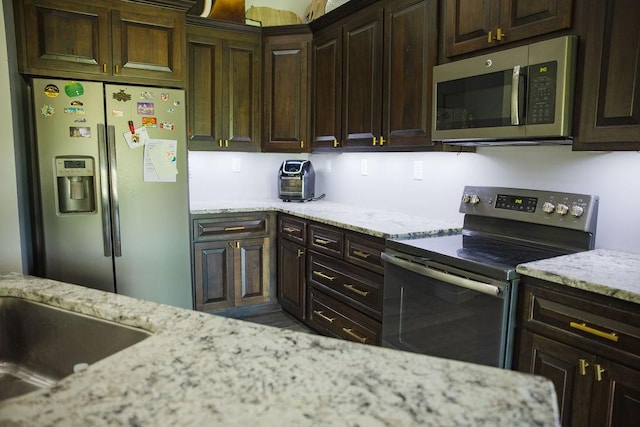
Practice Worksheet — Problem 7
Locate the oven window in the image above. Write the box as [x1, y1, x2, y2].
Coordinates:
[382, 262, 508, 367]
[436, 70, 513, 130]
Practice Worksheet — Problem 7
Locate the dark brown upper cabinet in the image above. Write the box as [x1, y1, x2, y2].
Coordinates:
[311, 0, 438, 152]
[14, 0, 186, 87]
[442, 0, 574, 59]
[573, 0, 640, 150]
[262, 27, 312, 153]
[186, 19, 261, 152]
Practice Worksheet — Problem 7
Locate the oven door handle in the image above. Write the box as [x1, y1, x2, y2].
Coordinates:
[381, 252, 503, 297]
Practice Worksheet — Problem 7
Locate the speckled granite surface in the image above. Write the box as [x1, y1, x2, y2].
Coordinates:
[517, 249, 640, 304]
[190, 199, 462, 239]
[0, 273, 560, 426]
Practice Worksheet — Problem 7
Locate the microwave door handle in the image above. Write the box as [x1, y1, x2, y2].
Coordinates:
[511, 65, 522, 126]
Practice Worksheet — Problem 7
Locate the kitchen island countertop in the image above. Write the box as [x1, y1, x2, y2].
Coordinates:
[0, 273, 559, 426]
[190, 199, 462, 239]
[516, 249, 640, 304]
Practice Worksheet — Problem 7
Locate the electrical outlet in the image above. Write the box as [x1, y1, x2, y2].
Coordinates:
[360, 159, 368, 176]
[326, 159, 332, 173]
[232, 158, 241, 172]
[413, 160, 424, 180]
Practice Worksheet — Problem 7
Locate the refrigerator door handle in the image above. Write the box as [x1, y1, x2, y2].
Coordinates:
[107, 125, 122, 257]
[98, 124, 113, 257]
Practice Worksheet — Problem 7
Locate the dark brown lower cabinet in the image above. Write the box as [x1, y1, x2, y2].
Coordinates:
[278, 238, 306, 319]
[515, 277, 640, 427]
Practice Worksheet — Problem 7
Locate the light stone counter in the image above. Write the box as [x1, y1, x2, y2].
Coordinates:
[0, 273, 560, 426]
[516, 249, 640, 304]
[190, 199, 462, 239]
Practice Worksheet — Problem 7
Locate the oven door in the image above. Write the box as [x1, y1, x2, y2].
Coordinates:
[381, 251, 516, 368]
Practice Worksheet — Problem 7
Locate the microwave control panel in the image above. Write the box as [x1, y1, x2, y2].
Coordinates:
[527, 61, 558, 125]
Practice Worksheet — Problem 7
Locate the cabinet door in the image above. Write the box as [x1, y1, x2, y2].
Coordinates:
[223, 38, 262, 152]
[233, 237, 270, 307]
[574, 0, 640, 150]
[186, 28, 224, 148]
[442, 0, 500, 58]
[342, 7, 383, 148]
[111, 5, 185, 86]
[278, 239, 306, 320]
[194, 241, 234, 311]
[517, 330, 594, 427]
[311, 26, 343, 150]
[263, 33, 311, 153]
[500, 0, 573, 45]
[18, 0, 110, 76]
[590, 359, 640, 427]
[383, 0, 437, 147]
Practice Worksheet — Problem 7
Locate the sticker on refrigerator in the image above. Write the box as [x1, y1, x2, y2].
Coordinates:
[144, 139, 178, 182]
[40, 105, 55, 117]
[142, 117, 157, 128]
[160, 121, 174, 130]
[113, 90, 132, 102]
[112, 110, 124, 117]
[70, 100, 84, 106]
[64, 107, 85, 115]
[139, 91, 155, 100]
[124, 126, 150, 149]
[70, 127, 91, 138]
[160, 93, 169, 102]
[137, 102, 154, 115]
[64, 81, 84, 97]
[44, 85, 60, 98]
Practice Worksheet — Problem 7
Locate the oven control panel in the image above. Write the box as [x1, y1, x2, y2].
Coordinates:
[460, 186, 598, 232]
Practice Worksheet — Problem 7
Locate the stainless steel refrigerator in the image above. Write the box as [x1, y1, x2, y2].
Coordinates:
[31, 78, 192, 309]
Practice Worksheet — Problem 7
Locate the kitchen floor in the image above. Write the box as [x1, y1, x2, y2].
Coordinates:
[240, 310, 316, 335]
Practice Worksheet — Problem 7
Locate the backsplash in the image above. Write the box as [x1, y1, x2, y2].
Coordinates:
[188, 147, 640, 253]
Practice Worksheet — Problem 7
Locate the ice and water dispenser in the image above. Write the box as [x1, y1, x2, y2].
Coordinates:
[54, 156, 96, 214]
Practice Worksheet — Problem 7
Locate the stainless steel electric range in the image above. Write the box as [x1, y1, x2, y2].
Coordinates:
[381, 186, 599, 368]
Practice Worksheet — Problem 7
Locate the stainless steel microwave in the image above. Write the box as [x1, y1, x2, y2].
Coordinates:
[432, 36, 577, 145]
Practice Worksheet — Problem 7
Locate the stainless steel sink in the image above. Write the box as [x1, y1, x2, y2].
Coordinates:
[0, 296, 151, 401]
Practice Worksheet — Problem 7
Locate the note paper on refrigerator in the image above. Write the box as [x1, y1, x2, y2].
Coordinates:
[144, 139, 178, 182]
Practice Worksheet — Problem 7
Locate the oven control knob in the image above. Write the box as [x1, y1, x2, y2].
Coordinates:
[570, 205, 584, 217]
[555, 203, 569, 215]
[470, 194, 481, 205]
[461, 194, 471, 203]
[542, 202, 555, 214]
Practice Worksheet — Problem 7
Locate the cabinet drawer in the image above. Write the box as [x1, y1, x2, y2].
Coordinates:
[308, 286, 381, 346]
[345, 233, 385, 274]
[521, 280, 640, 360]
[308, 251, 383, 318]
[193, 214, 270, 241]
[278, 215, 307, 245]
[308, 224, 344, 257]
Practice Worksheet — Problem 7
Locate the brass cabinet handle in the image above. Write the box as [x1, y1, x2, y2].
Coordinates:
[333, 139, 339, 148]
[496, 27, 505, 41]
[342, 327, 367, 343]
[314, 238, 332, 245]
[595, 364, 605, 382]
[570, 322, 619, 342]
[313, 310, 335, 323]
[379, 136, 385, 146]
[487, 30, 493, 43]
[352, 250, 371, 259]
[313, 270, 336, 281]
[579, 359, 590, 376]
[297, 249, 304, 257]
[224, 226, 246, 232]
[300, 140, 304, 148]
[343, 284, 369, 297]
[228, 241, 240, 249]
[283, 227, 300, 233]
[225, 140, 229, 147]
[115, 64, 120, 74]
[103, 63, 107, 73]
[372, 136, 377, 145]
[218, 139, 223, 147]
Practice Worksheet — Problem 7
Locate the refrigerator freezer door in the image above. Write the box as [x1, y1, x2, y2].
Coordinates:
[104, 85, 192, 309]
[32, 78, 115, 292]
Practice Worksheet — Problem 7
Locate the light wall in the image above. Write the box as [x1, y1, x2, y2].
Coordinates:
[188, 148, 640, 254]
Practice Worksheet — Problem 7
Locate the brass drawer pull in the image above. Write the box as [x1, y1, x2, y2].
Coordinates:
[313, 310, 335, 323]
[314, 238, 332, 245]
[224, 226, 246, 232]
[297, 249, 304, 257]
[342, 327, 367, 343]
[343, 284, 369, 297]
[353, 250, 371, 259]
[283, 227, 300, 233]
[579, 359, 590, 376]
[570, 322, 619, 342]
[313, 271, 336, 281]
[595, 364, 605, 382]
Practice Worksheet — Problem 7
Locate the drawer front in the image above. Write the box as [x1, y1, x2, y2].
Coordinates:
[521, 280, 640, 359]
[194, 213, 270, 241]
[308, 251, 383, 317]
[345, 233, 385, 274]
[278, 215, 307, 245]
[308, 286, 381, 346]
[308, 224, 344, 257]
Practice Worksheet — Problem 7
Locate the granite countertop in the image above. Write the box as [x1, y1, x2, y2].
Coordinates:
[190, 199, 462, 239]
[0, 273, 560, 426]
[516, 249, 640, 304]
